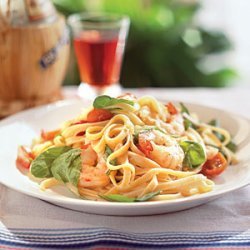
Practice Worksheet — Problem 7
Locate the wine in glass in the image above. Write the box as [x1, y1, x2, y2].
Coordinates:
[68, 13, 130, 99]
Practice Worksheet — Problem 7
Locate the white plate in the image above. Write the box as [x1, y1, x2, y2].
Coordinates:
[0, 99, 250, 216]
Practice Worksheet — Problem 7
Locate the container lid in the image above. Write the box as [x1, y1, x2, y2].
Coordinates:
[0, 0, 57, 27]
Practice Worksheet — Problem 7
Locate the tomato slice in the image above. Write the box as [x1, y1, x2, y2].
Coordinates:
[16, 146, 34, 174]
[166, 102, 178, 115]
[72, 109, 113, 125]
[87, 108, 113, 122]
[138, 136, 153, 158]
[41, 129, 60, 141]
[201, 152, 228, 178]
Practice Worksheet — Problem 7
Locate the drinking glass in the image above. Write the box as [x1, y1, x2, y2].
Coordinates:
[68, 13, 130, 99]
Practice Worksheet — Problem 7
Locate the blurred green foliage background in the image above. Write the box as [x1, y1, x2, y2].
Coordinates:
[53, 0, 237, 88]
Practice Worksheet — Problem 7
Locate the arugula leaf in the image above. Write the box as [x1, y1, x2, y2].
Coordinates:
[30, 146, 72, 178]
[183, 116, 198, 131]
[226, 141, 237, 153]
[180, 102, 190, 114]
[208, 119, 225, 141]
[105, 145, 113, 156]
[93, 95, 134, 109]
[180, 141, 206, 169]
[208, 119, 218, 127]
[66, 154, 82, 186]
[135, 191, 160, 202]
[105, 145, 117, 165]
[51, 148, 82, 186]
[184, 119, 192, 130]
[100, 191, 160, 202]
[100, 194, 136, 202]
[180, 103, 195, 130]
[208, 119, 237, 152]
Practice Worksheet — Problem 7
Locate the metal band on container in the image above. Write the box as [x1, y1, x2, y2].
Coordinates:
[39, 26, 69, 69]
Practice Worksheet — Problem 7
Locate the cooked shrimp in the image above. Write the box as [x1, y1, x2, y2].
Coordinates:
[81, 144, 97, 166]
[138, 130, 184, 170]
[78, 163, 110, 189]
[156, 113, 185, 136]
[138, 105, 185, 135]
[78, 146, 110, 189]
[138, 106, 157, 125]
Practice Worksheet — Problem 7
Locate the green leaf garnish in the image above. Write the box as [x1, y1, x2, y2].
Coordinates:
[180, 102, 190, 114]
[182, 115, 197, 131]
[100, 191, 160, 202]
[93, 95, 134, 109]
[179, 103, 196, 130]
[208, 119, 225, 141]
[30, 146, 72, 178]
[184, 119, 193, 130]
[105, 145, 113, 156]
[208, 119, 218, 127]
[51, 148, 82, 186]
[226, 141, 237, 153]
[180, 141, 206, 169]
[100, 194, 136, 202]
[105, 145, 117, 165]
[208, 119, 237, 152]
[135, 191, 160, 202]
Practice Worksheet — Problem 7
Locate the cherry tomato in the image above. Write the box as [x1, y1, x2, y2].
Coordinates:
[87, 108, 113, 122]
[166, 102, 178, 115]
[201, 152, 228, 178]
[16, 146, 34, 173]
[137, 136, 153, 158]
[41, 129, 60, 141]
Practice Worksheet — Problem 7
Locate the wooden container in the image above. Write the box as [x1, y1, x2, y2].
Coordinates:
[0, 15, 69, 103]
[0, 7, 70, 118]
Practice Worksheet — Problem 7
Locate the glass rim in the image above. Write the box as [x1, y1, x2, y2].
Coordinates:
[67, 12, 130, 29]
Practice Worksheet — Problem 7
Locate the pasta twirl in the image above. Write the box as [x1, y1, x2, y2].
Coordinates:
[16, 94, 238, 202]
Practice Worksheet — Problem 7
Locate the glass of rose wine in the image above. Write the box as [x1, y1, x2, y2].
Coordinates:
[68, 13, 130, 99]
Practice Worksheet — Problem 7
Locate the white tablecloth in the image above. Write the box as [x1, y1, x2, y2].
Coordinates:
[1, 86, 250, 249]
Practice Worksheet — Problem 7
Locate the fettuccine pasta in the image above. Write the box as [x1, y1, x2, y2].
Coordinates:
[16, 94, 238, 202]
